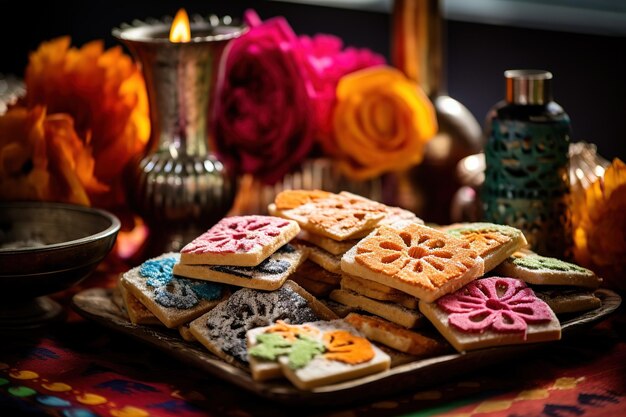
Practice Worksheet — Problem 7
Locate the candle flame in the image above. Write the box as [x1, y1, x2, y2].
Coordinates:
[169, 9, 191, 43]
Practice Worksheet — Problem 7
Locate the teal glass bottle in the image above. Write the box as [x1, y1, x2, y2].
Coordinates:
[483, 70, 571, 258]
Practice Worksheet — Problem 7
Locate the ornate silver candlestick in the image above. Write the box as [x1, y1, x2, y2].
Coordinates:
[113, 14, 245, 254]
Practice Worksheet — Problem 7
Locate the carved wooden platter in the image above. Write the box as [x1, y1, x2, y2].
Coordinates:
[72, 288, 621, 406]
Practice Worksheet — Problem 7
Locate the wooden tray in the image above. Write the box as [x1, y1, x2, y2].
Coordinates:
[72, 288, 621, 406]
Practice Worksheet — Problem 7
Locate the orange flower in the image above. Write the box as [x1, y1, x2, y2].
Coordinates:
[331, 66, 437, 180]
[23, 36, 150, 205]
[0, 106, 107, 205]
[573, 158, 626, 291]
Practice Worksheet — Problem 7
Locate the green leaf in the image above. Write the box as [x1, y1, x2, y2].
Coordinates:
[248, 333, 293, 361]
[288, 336, 325, 369]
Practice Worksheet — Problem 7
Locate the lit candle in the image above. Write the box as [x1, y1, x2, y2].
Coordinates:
[169, 9, 191, 43]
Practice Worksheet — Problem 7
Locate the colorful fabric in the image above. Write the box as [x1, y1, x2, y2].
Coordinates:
[1, 269, 624, 417]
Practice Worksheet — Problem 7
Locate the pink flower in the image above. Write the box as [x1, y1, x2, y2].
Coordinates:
[298, 34, 386, 155]
[437, 278, 553, 336]
[213, 10, 316, 184]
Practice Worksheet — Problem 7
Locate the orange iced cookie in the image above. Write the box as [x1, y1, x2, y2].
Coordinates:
[342, 223, 484, 302]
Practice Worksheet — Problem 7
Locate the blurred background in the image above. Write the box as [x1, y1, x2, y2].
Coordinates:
[1, 0, 625, 159]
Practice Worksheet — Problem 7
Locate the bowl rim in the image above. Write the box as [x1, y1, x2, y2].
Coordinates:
[0, 201, 121, 254]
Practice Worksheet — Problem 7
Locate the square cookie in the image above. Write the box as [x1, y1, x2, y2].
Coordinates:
[532, 286, 602, 314]
[269, 190, 387, 241]
[247, 320, 391, 389]
[341, 274, 419, 310]
[297, 230, 359, 256]
[118, 280, 162, 326]
[189, 281, 337, 368]
[495, 250, 602, 289]
[121, 253, 229, 328]
[342, 223, 484, 302]
[344, 313, 448, 357]
[174, 244, 305, 291]
[419, 277, 561, 352]
[180, 215, 300, 266]
[442, 222, 527, 272]
[293, 240, 342, 275]
[330, 289, 424, 329]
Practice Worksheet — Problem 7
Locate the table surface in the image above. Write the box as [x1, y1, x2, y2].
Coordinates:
[1, 252, 625, 417]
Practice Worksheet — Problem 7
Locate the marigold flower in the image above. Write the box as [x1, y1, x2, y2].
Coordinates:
[572, 158, 626, 291]
[22, 36, 150, 205]
[0, 106, 107, 205]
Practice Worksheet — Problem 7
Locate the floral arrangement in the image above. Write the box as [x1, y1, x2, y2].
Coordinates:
[214, 10, 437, 184]
[0, 9, 436, 207]
[0, 37, 149, 206]
[572, 158, 626, 291]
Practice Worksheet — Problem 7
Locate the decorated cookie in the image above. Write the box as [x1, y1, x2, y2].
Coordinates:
[269, 190, 387, 241]
[532, 286, 602, 314]
[293, 260, 342, 285]
[297, 230, 359, 256]
[293, 240, 342, 275]
[330, 289, 424, 329]
[180, 216, 300, 266]
[118, 281, 162, 326]
[442, 222, 527, 272]
[344, 313, 448, 357]
[495, 250, 602, 289]
[121, 253, 228, 328]
[338, 191, 423, 227]
[174, 244, 305, 291]
[246, 320, 391, 389]
[342, 223, 484, 302]
[188, 281, 337, 368]
[341, 274, 419, 310]
[419, 277, 561, 352]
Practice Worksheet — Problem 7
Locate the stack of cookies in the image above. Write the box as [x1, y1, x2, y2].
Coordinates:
[495, 249, 602, 314]
[173, 215, 304, 291]
[333, 221, 486, 331]
[109, 188, 608, 391]
[269, 190, 421, 300]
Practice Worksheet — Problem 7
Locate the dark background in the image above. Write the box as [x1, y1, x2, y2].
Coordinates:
[1, 0, 624, 160]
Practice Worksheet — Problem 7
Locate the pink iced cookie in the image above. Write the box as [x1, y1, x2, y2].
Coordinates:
[419, 277, 561, 352]
[180, 216, 300, 267]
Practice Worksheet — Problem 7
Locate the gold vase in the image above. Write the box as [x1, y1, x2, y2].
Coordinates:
[113, 16, 245, 254]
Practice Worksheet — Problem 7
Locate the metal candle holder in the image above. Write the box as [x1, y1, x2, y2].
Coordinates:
[113, 15, 245, 254]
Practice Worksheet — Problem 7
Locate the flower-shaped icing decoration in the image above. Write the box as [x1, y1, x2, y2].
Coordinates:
[182, 216, 292, 254]
[446, 224, 515, 256]
[437, 277, 553, 335]
[355, 224, 480, 290]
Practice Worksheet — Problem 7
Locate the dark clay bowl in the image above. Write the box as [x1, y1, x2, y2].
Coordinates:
[0, 202, 120, 301]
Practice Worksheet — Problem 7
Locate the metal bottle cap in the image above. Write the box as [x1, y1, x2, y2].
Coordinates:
[505, 69, 553, 105]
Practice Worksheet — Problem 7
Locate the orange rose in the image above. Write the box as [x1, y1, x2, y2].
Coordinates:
[0, 106, 107, 205]
[573, 158, 626, 291]
[23, 37, 150, 206]
[331, 66, 437, 180]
